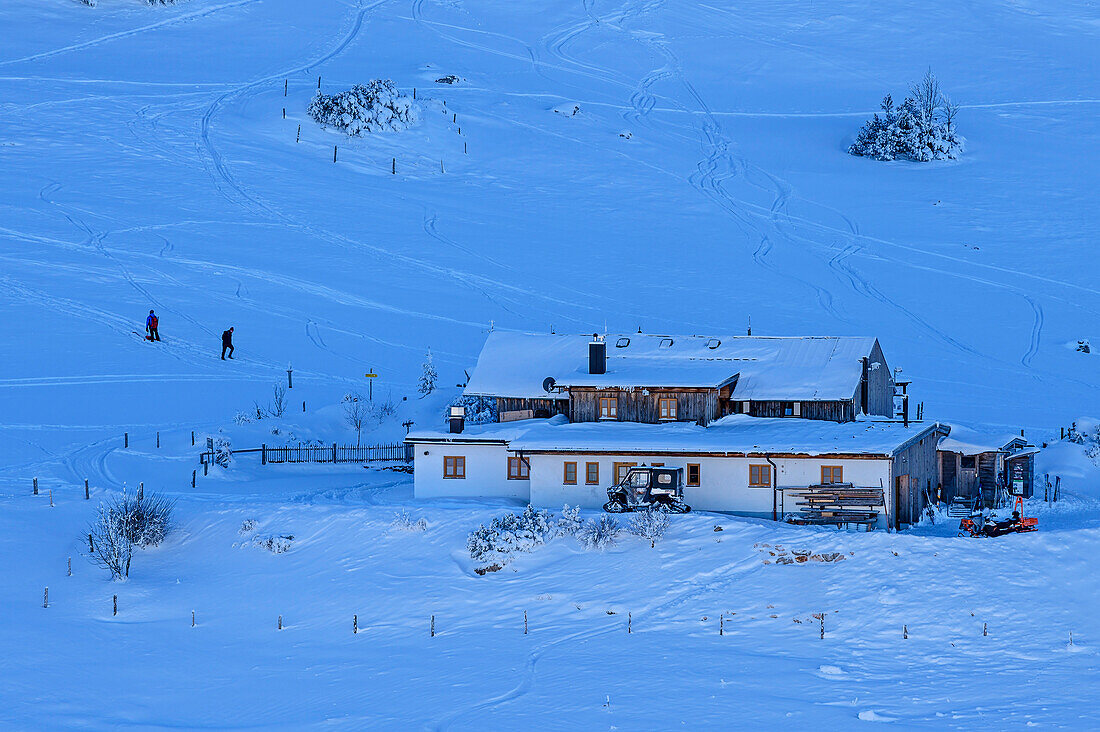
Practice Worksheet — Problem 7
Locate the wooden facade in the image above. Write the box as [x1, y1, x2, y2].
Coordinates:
[569, 388, 718, 426]
[495, 397, 569, 418]
[727, 399, 857, 423]
[890, 428, 945, 527]
[937, 437, 1035, 505]
[859, 340, 895, 417]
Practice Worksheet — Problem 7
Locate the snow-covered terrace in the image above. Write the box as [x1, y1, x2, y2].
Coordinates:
[408, 414, 944, 457]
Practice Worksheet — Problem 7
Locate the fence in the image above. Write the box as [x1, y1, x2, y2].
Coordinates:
[262, 442, 412, 465]
[199, 441, 411, 473]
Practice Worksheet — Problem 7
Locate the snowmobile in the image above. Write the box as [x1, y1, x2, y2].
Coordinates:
[958, 498, 1037, 537]
[604, 466, 691, 514]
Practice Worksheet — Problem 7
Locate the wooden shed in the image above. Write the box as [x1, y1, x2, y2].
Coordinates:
[937, 427, 1036, 506]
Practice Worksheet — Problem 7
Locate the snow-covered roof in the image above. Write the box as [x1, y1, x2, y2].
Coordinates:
[938, 424, 1029, 455]
[409, 414, 943, 457]
[463, 332, 879, 401]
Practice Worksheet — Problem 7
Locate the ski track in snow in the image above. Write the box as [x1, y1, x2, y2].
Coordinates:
[0, 0, 262, 69]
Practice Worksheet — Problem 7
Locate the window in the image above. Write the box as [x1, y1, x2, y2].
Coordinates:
[508, 456, 529, 480]
[821, 465, 843, 484]
[599, 396, 618, 420]
[443, 456, 465, 479]
[585, 462, 600, 485]
[614, 462, 636, 483]
[782, 402, 795, 417]
[961, 455, 976, 469]
[687, 463, 701, 486]
[658, 398, 678, 420]
[563, 461, 577, 485]
[749, 464, 771, 487]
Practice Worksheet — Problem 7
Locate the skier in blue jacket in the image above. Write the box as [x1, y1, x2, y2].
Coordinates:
[145, 310, 160, 341]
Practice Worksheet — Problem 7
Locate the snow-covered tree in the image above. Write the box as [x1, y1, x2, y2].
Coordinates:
[343, 393, 366, 447]
[307, 80, 418, 136]
[418, 349, 437, 396]
[849, 71, 963, 162]
[557, 504, 583, 536]
[628, 509, 669, 544]
[577, 515, 621, 551]
[87, 491, 174, 580]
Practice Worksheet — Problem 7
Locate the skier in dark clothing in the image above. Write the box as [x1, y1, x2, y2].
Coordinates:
[221, 327, 234, 359]
[146, 310, 160, 341]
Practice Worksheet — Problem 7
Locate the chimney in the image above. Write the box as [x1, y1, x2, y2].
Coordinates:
[589, 334, 606, 375]
[860, 357, 869, 415]
[448, 405, 465, 434]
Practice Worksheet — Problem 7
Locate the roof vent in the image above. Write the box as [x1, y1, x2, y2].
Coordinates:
[707, 338, 721, 349]
[615, 337, 630, 348]
[659, 337, 674, 348]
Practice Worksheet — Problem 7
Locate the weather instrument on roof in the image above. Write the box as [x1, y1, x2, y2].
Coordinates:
[604, 467, 691, 514]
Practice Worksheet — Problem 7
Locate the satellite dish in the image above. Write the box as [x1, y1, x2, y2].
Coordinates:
[542, 376, 556, 393]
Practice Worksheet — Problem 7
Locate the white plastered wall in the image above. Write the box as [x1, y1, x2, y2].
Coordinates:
[412, 442, 530, 501]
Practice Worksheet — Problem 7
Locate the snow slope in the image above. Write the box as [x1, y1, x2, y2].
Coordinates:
[2, 0, 1100, 728]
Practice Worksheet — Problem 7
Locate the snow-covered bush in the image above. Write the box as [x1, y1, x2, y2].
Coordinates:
[557, 504, 583, 536]
[578, 515, 621, 551]
[233, 411, 252, 425]
[451, 395, 496, 425]
[372, 395, 396, 423]
[87, 491, 175, 580]
[253, 535, 294, 554]
[849, 70, 963, 162]
[307, 80, 418, 136]
[628, 509, 669, 544]
[467, 505, 557, 565]
[239, 519, 257, 534]
[418, 349, 437, 396]
[270, 384, 287, 417]
[1067, 422, 1100, 461]
[391, 509, 428, 532]
[343, 394, 366, 447]
[213, 437, 233, 468]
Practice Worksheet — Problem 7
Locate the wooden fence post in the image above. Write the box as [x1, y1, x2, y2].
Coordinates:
[903, 625, 908, 639]
[296, 124, 300, 143]
[282, 107, 286, 119]
[192, 470, 196, 488]
[113, 595, 117, 616]
[392, 158, 395, 175]
[524, 610, 528, 635]
[983, 622, 987, 637]
[302, 400, 306, 412]
[192, 430, 195, 446]
[628, 612, 632, 634]
[138, 482, 143, 501]
[192, 610, 196, 627]
[85, 480, 89, 500]
[334, 145, 338, 163]
[261, 444, 267, 466]
[353, 615, 358, 634]
[333, 443, 337, 463]
[284, 79, 287, 96]
[68, 557, 72, 577]
[720, 614, 724, 636]
[431, 615, 435, 637]
[33, 477, 37, 495]
[279, 615, 283, 630]
[156, 432, 160, 448]
[820, 615, 825, 639]
[49, 489, 53, 507]
[43, 588, 48, 608]
[124, 432, 128, 448]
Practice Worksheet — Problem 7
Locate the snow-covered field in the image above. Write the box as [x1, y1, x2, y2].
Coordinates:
[2, 0, 1099, 728]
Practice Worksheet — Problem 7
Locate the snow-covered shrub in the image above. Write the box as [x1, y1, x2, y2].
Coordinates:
[628, 509, 669, 544]
[451, 395, 496, 425]
[87, 491, 175, 580]
[418, 349, 437, 396]
[372, 395, 396, 423]
[577, 515, 621, 551]
[233, 411, 252, 425]
[557, 504, 583, 536]
[239, 519, 257, 534]
[849, 70, 963, 162]
[253, 535, 294, 554]
[307, 80, 418, 136]
[391, 509, 428, 532]
[467, 505, 557, 565]
[252, 403, 267, 420]
[213, 437, 233, 468]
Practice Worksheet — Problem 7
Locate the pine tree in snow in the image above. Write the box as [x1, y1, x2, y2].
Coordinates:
[849, 71, 964, 162]
[418, 349, 437, 396]
[307, 80, 418, 136]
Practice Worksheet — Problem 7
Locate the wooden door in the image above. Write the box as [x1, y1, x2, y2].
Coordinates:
[894, 475, 911, 528]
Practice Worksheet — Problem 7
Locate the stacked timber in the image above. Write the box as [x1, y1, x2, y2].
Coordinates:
[786, 483, 884, 527]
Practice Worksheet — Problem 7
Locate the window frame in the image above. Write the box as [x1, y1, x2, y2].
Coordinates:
[507, 456, 530, 480]
[585, 462, 600, 485]
[613, 462, 637, 483]
[686, 463, 701, 487]
[749, 464, 771, 488]
[599, 395, 618, 420]
[821, 465, 843, 484]
[443, 456, 465, 479]
[563, 461, 577, 485]
[658, 397, 678, 421]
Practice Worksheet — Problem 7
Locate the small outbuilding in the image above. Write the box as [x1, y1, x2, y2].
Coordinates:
[937, 426, 1036, 505]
